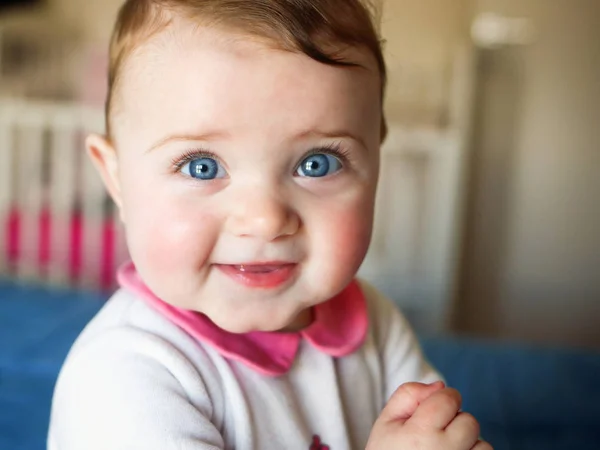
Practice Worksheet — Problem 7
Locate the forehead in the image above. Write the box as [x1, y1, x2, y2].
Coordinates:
[113, 21, 382, 148]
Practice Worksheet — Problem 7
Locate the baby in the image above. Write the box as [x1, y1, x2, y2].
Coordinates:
[48, 1, 491, 449]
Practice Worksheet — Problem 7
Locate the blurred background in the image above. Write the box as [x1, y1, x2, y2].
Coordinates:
[0, 2, 599, 449]
[0, 0, 598, 350]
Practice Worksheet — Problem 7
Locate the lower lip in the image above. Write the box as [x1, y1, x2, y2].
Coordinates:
[215, 263, 297, 289]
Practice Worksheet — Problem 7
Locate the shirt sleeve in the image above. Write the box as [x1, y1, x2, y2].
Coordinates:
[48, 327, 225, 450]
[358, 280, 444, 401]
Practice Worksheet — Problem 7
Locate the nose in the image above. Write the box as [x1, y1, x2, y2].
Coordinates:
[225, 188, 300, 241]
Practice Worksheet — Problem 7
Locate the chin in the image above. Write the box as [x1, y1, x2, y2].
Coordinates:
[211, 319, 282, 334]
[204, 309, 262, 334]
[207, 308, 297, 334]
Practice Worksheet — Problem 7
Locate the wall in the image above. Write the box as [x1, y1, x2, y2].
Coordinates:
[49, 0, 122, 43]
[381, 0, 472, 124]
[456, 0, 600, 348]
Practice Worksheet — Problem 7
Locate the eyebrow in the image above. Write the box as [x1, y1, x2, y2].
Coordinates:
[296, 129, 368, 150]
[146, 129, 368, 153]
[146, 132, 230, 153]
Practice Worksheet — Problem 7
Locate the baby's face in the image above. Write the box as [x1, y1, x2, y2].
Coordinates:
[94, 22, 382, 333]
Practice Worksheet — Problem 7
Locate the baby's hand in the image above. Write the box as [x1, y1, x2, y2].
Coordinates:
[366, 381, 492, 450]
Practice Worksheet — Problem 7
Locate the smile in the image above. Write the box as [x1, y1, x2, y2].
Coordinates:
[214, 262, 298, 289]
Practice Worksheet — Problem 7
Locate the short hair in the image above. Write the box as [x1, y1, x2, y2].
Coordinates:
[106, 0, 387, 138]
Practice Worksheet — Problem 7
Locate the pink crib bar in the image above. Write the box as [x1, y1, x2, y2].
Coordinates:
[0, 99, 128, 291]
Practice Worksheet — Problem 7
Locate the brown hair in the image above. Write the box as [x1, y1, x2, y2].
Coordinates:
[106, 0, 387, 138]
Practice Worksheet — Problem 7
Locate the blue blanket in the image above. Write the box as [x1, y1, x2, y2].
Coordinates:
[1, 282, 599, 450]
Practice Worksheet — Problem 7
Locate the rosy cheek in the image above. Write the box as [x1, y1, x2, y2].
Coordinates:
[330, 208, 373, 267]
[133, 214, 203, 268]
[121, 185, 218, 275]
[314, 197, 374, 284]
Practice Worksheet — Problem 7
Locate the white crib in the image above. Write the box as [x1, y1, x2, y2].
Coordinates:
[0, 99, 128, 290]
[359, 47, 475, 333]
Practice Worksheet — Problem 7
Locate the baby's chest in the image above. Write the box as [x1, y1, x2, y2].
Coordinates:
[217, 345, 383, 450]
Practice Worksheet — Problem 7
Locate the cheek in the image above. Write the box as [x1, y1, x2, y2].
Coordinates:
[311, 193, 375, 281]
[119, 178, 219, 279]
[327, 207, 373, 267]
[130, 209, 214, 268]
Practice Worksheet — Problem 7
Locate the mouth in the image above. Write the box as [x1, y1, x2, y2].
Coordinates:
[214, 262, 298, 289]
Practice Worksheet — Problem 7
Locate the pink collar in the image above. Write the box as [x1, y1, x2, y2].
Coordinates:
[117, 262, 369, 376]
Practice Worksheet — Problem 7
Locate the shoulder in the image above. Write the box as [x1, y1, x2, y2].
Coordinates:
[70, 288, 211, 362]
[49, 290, 226, 448]
[355, 279, 444, 389]
[356, 278, 413, 346]
[54, 288, 226, 410]
[356, 278, 399, 316]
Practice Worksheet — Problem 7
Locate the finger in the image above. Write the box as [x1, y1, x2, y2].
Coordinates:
[472, 440, 494, 450]
[379, 381, 446, 424]
[408, 387, 462, 430]
[446, 412, 480, 448]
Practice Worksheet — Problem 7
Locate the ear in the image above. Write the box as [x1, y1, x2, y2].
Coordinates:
[86, 134, 124, 217]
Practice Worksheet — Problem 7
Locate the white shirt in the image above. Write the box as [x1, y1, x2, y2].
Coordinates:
[48, 276, 441, 450]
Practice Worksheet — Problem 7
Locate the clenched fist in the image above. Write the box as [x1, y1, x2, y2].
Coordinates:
[366, 382, 492, 450]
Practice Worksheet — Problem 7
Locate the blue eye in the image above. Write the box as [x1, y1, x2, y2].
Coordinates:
[296, 153, 342, 178]
[181, 157, 227, 180]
